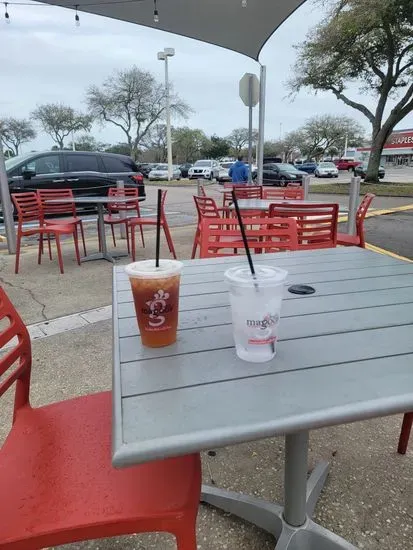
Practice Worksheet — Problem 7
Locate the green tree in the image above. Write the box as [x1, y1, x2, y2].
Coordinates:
[0, 117, 36, 155]
[31, 104, 92, 150]
[172, 127, 209, 162]
[104, 143, 132, 155]
[74, 134, 109, 152]
[201, 135, 230, 159]
[289, 0, 413, 181]
[141, 124, 167, 162]
[86, 66, 192, 159]
[227, 127, 259, 155]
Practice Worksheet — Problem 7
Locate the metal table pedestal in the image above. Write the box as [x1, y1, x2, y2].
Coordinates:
[201, 431, 357, 550]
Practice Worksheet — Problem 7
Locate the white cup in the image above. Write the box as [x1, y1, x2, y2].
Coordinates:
[225, 265, 288, 363]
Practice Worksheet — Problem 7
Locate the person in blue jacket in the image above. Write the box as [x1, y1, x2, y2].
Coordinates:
[228, 156, 249, 183]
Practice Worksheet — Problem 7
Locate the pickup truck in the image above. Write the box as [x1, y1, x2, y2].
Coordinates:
[334, 158, 362, 171]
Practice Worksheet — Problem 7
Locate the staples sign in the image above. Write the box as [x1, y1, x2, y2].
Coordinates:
[386, 131, 413, 148]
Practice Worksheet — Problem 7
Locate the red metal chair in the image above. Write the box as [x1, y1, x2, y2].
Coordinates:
[199, 216, 298, 258]
[37, 188, 87, 256]
[233, 186, 263, 200]
[398, 413, 413, 454]
[128, 190, 176, 261]
[337, 193, 375, 248]
[102, 187, 144, 254]
[12, 192, 81, 275]
[0, 286, 201, 550]
[269, 203, 339, 250]
[192, 196, 231, 258]
[222, 183, 249, 207]
[263, 187, 304, 200]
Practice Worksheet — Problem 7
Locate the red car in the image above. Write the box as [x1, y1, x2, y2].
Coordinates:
[335, 158, 362, 171]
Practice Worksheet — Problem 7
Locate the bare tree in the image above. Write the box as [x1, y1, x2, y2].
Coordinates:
[289, 0, 413, 181]
[0, 117, 36, 155]
[142, 124, 168, 162]
[86, 66, 192, 159]
[227, 127, 258, 155]
[31, 104, 92, 150]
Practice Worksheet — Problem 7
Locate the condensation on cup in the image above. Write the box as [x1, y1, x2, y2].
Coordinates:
[225, 265, 288, 363]
[124, 259, 183, 348]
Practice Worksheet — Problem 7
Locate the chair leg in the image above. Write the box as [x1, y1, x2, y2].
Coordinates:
[55, 234, 65, 274]
[97, 219, 102, 252]
[73, 230, 81, 266]
[48, 235, 52, 260]
[131, 224, 136, 261]
[174, 525, 198, 550]
[125, 223, 130, 254]
[163, 223, 177, 259]
[79, 220, 87, 256]
[15, 234, 22, 274]
[398, 412, 413, 454]
[111, 224, 116, 248]
[38, 234, 43, 265]
[139, 224, 145, 248]
[191, 228, 200, 259]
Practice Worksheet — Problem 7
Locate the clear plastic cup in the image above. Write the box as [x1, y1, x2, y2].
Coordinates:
[125, 259, 183, 347]
[225, 265, 288, 363]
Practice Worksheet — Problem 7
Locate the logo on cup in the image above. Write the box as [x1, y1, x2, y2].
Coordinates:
[143, 289, 173, 327]
[246, 313, 279, 329]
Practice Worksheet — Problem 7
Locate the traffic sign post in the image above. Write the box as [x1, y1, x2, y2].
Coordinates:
[239, 73, 260, 184]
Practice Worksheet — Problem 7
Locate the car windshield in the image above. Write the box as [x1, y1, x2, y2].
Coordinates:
[277, 163, 300, 172]
[5, 152, 36, 171]
[154, 164, 168, 170]
[194, 160, 211, 167]
[221, 162, 233, 169]
[319, 162, 335, 168]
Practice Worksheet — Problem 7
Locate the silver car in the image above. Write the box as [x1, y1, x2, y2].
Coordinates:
[148, 164, 181, 181]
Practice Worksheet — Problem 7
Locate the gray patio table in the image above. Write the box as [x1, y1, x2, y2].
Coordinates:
[46, 196, 143, 263]
[112, 247, 413, 550]
[228, 198, 320, 211]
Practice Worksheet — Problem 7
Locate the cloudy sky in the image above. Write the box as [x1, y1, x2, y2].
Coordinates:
[1, 0, 412, 152]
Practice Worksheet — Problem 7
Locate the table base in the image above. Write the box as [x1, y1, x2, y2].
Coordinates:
[201, 432, 357, 550]
[81, 251, 129, 263]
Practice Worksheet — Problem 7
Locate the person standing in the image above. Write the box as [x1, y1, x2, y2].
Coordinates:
[228, 156, 248, 183]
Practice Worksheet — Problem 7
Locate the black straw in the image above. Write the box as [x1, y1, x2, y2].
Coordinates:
[155, 188, 162, 268]
[231, 190, 256, 277]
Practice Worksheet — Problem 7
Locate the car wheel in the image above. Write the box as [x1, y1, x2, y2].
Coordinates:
[279, 177, 288, 187]
[334, 175, 339, 178]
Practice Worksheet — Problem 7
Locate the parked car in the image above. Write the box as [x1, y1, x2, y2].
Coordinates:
[296, 161, 317, 174]
[148, 164, 181, 181]
[335, 158, 362, 171]
[179, 163, 193, 178]
[216, 161, 234, 184]
[263, 156, 283, 164]
[252, 163, 306, 186]
[354, 162, 385, 180]
[188, 159, 220, 180]
[137, 163, 157, 177]
[314, 162, 339, 178]
[4, 151, 145, 209]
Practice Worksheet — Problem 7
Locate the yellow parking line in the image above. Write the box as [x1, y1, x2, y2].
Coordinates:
[366, 243, 412, 263]
[338, 203, 413, 224]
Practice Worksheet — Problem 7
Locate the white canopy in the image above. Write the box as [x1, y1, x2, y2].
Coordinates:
[41, 0, 305, 60]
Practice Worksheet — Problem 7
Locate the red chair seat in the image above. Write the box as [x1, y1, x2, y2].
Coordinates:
[21, 224, 75, 236]
[104, 214, 128, 223]
[0, 391, 201, 549]
[129, 216, 157, 225]
[45, 216, 82, 225]
[336, 232, 360, 246]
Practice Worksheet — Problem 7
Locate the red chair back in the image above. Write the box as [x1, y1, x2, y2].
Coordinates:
[356, 193, 375, 247]
[12, 192, 44, 225]
[0, 286, 31, 422]
[269, 203, 339, 250]
[263, 188, 304, 200]
[193, 195, 221, 221]
[233, 186, 263, 200]
[37, 189, 76, 217]
[199, 216, 298, 258]
[222, 183, 249, 207]
[107, 187, 141, 214]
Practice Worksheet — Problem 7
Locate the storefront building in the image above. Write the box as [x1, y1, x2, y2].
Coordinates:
[357, 129, 413, 166]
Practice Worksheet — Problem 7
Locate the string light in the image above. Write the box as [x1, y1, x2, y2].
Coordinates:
[153, 0, 159, 23]
[241, 0, 247, 6]
[4, 2, 10, 23]
[75, 4, 80, 26]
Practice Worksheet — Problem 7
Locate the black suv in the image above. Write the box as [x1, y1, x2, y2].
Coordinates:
[5, 151, 145, 201]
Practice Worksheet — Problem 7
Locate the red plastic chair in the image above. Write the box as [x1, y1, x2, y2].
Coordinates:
[37, 188, 87, 256]
[12, 192, 81, 275]
[191, 196, 231, 258]
[398, 413, 413, 454]
[199, 216, 298, 258]
[269, 203, 339, 250]
[337, 193, 375, 248]
[263, 187, 304, 200]
[222, 183, 249, 207]
[233, 186, 263, 200]
[128, 190, 176, 261]
[102, 187, 144, 254]
[0, 286, 201, 550]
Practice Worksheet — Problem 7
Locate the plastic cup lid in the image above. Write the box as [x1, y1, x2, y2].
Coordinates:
[224, 264, 288, 287]
[124, 259, 183, 279]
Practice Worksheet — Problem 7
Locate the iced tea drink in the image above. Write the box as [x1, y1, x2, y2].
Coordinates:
[124, 259, 183, 347]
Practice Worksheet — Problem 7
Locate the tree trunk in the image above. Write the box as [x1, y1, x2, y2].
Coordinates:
[364, 127, 389, 183]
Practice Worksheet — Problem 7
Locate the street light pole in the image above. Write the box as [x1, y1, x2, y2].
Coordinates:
[158, 48, 175, 182]
[0, 141, 16, 254]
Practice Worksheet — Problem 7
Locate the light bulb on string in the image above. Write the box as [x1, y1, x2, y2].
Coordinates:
[153, 0, 159, 23]
[4, 3, 10, 24]
[75, 5, 80, 27]
[241, 0, 247, 6]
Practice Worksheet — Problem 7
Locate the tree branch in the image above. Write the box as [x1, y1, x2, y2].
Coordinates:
[395, 44, 413, 78]
[330, 87, 375, 124]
